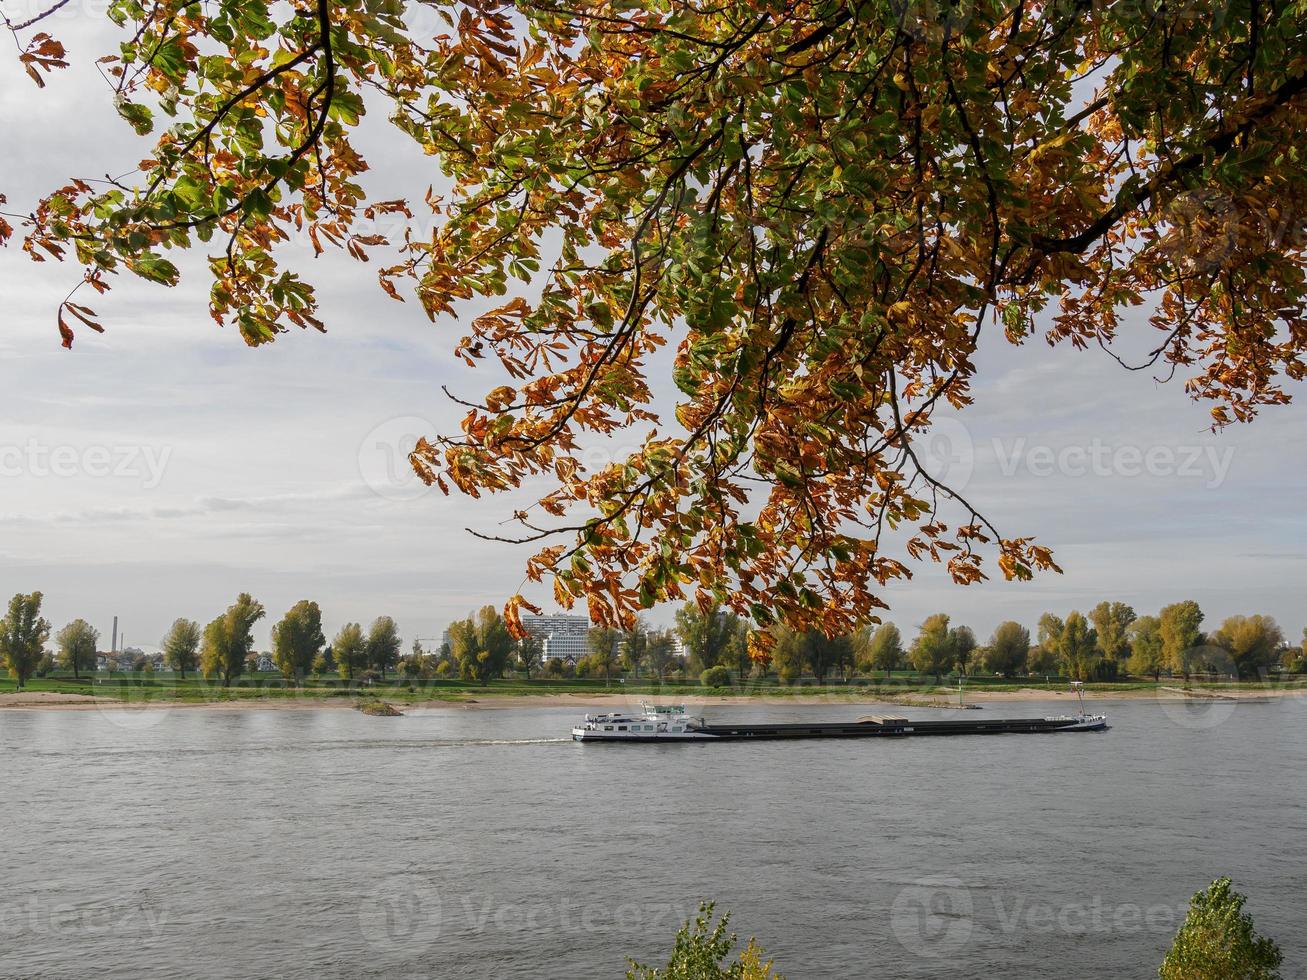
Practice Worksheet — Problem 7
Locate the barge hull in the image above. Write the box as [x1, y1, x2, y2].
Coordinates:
[572, 715, 1107, 741]
[696, 716, 1105, 739]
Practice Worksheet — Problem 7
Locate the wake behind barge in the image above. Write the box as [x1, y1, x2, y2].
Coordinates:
[572, 699, 1108, 742]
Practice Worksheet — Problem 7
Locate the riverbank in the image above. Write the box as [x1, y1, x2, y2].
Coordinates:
[1, 684, 1298, 710]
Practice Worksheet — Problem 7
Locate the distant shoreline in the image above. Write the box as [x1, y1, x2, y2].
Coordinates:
[0, 685, 1297, 711]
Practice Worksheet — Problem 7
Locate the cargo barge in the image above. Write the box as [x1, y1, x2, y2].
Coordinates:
[572, 695, 1107, 742]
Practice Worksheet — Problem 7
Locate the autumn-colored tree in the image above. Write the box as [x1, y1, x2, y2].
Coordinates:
[1160, 601, 1206, 680]
[0, 592, 51, 690]
[985, 622, 1030, 679]
[54, 618, 99, 680]
[271, 600, 325, 681]
[12, 0, 1305, 639]
[1211, 615, 1285, 679]
[1127, 615, 1166, 681]
[746, 630, 773, 678]
[858, 623, 903, 679]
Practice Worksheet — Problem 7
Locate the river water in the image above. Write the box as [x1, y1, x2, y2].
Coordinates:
[1, 697, 1304, 979]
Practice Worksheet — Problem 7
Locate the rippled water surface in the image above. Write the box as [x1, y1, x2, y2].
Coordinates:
[2, 698, 1304, 978]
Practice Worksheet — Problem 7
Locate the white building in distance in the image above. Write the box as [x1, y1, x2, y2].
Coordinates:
[520, 614, 593, 663]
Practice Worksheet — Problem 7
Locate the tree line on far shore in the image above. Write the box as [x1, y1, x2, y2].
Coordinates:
[434, 597, 1306, 688]
[0, 591, 406, 689]
[3, 590, 1305, 690]
[765, 600, 1304, 685]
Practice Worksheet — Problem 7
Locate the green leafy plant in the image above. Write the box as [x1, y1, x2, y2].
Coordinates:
[700, 665, 732, 689]
[1160, 877, 1283, 980]
[627, 903, 782, 980]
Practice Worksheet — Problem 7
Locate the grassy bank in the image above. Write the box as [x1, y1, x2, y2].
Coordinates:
[3, 670, 1304, 706]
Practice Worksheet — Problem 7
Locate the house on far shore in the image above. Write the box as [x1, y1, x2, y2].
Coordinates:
[255, 653, 274, 673]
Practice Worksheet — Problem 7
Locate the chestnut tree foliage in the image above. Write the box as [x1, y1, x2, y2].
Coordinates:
[3, 0, 1306, 637]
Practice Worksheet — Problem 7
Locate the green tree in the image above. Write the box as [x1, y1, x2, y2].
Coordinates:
[770, 627, 805, 685]
[1211, 615, 1284, 678]
[859, 623, 903, 679]
[587, 626, 621, 687]
[646, 630, 677, 682]
[448, 617, 477, 682]
[200, 617, 228, 681]
[910, 614, 955, 684]
[627, 902, 783, 980]
[0, 592, 51, 690]
[1031, 613, 1065, 675]
[726, 618, 752, 680]
[1286, 630, 1307, 674]
[1128, 616, 1166, 681]
[366, 616, 402, 678]
[950, 625, 977, 676]
[1159, 877, 1282, 980]
[201, 593, 266, 687]
[161, 617, 201, 679]
[1091, 601, 1136, 672]
[801, 630, 852, 684]
[1160, 601, 1205, 680]
[55, 618, 99, 680]
[332, 623, 367, 681]
[517, 633, 543, 680]
[620, 622, 648, 679]
[477, 606, 515, 682]
[985, 622, 1030, 678]
[270, 600, 325, 681]
[450, 607, 515, 684]
[700, 665, 731, 689]
[1058, 611, 1099, 681]
[675, 603, 740, 673]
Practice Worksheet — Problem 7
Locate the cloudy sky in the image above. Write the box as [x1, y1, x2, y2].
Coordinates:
[1, 10, 1303, 652]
